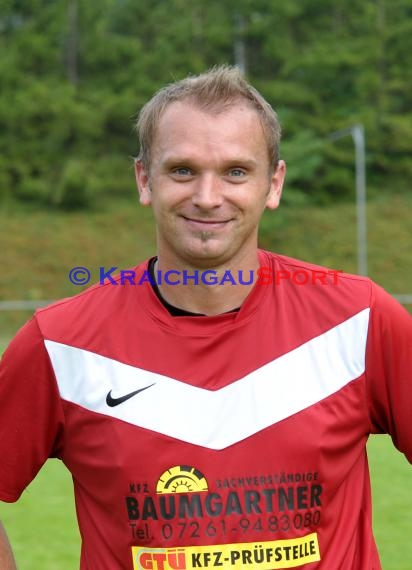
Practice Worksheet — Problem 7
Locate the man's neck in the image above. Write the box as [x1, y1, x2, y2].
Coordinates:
[153, 255, 260, 316]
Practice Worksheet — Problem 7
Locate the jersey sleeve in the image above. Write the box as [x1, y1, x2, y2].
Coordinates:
[366, 284, 412, 461]
[0, 317, 65, 502]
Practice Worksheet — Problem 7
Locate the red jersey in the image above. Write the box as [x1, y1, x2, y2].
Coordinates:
[1, 250, 411, 570]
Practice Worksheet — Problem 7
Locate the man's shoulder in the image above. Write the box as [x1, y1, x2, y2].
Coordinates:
[34, 258, 153, 332]
[260, 250, 410, 327]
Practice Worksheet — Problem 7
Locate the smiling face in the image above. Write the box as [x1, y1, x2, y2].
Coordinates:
[135, 100, 286, 270]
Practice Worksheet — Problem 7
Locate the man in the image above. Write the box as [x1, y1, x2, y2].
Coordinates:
[0, 65, 411, 570]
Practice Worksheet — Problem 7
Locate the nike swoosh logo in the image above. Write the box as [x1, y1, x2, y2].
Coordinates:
[106, 384, 155, 407]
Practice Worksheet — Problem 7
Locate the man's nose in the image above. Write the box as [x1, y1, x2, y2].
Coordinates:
[191, 173, 224, 209]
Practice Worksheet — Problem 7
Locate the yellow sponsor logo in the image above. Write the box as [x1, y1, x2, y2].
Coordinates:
[132, 533, 320, 569]
[156, 466, 209, 495]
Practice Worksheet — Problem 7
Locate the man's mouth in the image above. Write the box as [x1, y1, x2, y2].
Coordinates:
[182, 216, 231, 230]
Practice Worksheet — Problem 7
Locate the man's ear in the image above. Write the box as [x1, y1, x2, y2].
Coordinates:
[134, 159, 152, 206]
[266, 159, 286, 210]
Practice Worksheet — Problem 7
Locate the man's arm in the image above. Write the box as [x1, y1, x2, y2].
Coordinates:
[366, 284, 412, 459]
[0, 522, 17, 570]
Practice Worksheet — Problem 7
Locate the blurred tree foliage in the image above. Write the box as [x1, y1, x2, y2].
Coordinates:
[0, 0, 411, 208]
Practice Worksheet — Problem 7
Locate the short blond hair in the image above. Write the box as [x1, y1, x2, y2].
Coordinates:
[136, 65, 281, 171]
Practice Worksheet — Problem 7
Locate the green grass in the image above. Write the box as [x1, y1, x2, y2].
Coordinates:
[259, 192, 412, 296]
[0, 197, 157, 337]
[368, 436, 412, 569]
[0, 460, 79, 569]
[0, 437, 410, 569]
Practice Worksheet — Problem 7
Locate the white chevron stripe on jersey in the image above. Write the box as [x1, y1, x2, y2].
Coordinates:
[45, 308, 370, 449]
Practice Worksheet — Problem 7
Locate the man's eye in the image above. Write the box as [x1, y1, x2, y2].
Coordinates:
[172, 167, 192, 176]
[228, 168, 246, 177]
